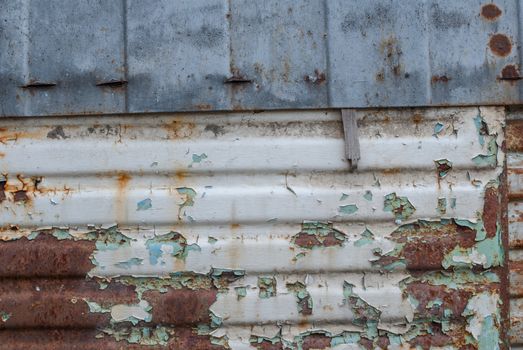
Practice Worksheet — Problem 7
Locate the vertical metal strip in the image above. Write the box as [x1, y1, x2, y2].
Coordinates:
[341, 109, 360, 170]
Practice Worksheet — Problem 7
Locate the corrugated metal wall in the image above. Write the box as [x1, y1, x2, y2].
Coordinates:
[508, 110, 523, 349]
[0, 107, 507, 349]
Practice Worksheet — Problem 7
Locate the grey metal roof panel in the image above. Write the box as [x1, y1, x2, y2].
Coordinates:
[1, 0, 522, 116]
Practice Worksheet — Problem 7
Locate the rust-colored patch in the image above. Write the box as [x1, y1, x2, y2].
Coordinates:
[164, 119, 196, 139]
[412, 114, 423, 124]
[0, 152, 5, 158]
[500, 64, 521, 81]
[13, 190, 28, 202]
[507, 121, 523, 152]
[489, 33, 512, 57]
[483, 186, 499, 238]
[0, 279, 136, 329]
[406, 282, 473, 318]
[301, 334, 331, 350]
[431, 75, 451, 84]
[407, 325, 453, 349]
[0, 234, 95, 277]
[252, 340, 284, 350]
[0, 328, 228, 349]
[382, 168, 401, 175]
[481, 3, 502, 20]
[0, 180, 6, 202]
[375, 220, 477, 270]
[380, 36, 403, 77]
[143, 288, 217, 325]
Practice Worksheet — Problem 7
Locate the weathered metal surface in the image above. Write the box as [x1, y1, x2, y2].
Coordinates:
[1, 0, 522, 116]
[507, 115, 523, 348]
[0, 108, 507, 348]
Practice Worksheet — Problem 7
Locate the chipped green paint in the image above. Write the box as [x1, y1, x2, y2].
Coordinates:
[93, 227, 134, 251]
[433, 122, 444, 137]
[330, 332, 361, 347]
[176, 187, 196, 219]
[235, 286, 247, 300]
[354, 228, 374, 247]
[450, 197, 457, 209]
[0, 311, 11, 322]
[338, 204, 358, 215]
[211, 268, 246, 289]
[136, 198, 152, 211]
[111, 273, 213, 298]
[383, 192, 416, 221]
[51, 229, 74, 240]
[343, 281, 381, 330]
[100, 326, 171, 346]
[27, 231, 40, 240]
[437, 197, 447, 215]
[258, 276, 276, 298]
[462, 292, 501, 350]
[363, 190, 373, 201]
[434, 159, 453, 178]
[473, 113, 489, 146]
[286, 282, 313, 315]
[85, 299, 152, 325]
[442, 225, 503, 269]
[472, 138, 498, 167]
[192, 153, 208, 163]
[292, 221, 347, 249]
[208, 236, 218, 244]
[145, 232, 188, 265]
[339, 193, 349, 201]
[114, 257, 143, 269]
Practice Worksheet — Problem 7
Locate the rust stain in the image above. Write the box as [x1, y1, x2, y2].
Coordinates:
[412, 114, 423, 124]
[143, 288, 216, 325]
[489, 33, 512, 57]
[483, 186, 499, 238]
[431, 75, 451, 84]
[163, 119, 196, 139]
[0, 152, 5, 158]
[116, 172, 131, 223]
[0, 234, 95, 277]
[506, 120, 523, 152]
[481, 3, 502, 20]
[500, 64, 521, 81]
[382, 168, 401, 175]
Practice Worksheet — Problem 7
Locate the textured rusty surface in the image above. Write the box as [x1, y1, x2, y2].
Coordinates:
[0, 234, 95, 277]
[0, 329, 227, 350]
[508, 115, 523, 347]
[0, 108, 508, 348]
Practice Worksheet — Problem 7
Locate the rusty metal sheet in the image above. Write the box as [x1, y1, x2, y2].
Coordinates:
[508, 116, 523, 348]
[0, 107, 508, 348]
[1, 0, 523, 116]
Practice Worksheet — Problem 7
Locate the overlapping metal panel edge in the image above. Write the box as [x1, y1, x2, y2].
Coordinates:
[1, 0, 522, 117]
[507, 109, 523, 349]
[0, 107, 508, 349]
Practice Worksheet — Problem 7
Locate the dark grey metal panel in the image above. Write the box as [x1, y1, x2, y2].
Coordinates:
[1, 0, 523, 116]
[228, 0, 328, 109]
[0, 0, 28, 116]
[327, 0, 431, 106]
[126, 0, 231, 113]
[1, 0, 126, 116]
